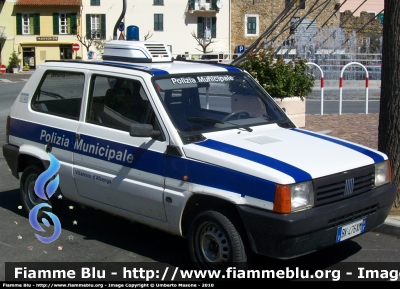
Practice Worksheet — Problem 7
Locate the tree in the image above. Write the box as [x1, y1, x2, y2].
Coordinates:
[237, 47, 314, 100]
[378, 0, 400, 211]
[75, 32, 95, 55]
[92, 37, 113, 58]
[143, 31, 153, 41]
[191, 31, 217, 54]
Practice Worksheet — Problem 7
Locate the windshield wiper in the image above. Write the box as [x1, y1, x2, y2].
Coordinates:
[235, 125, 253, 132]
[187, 117, 225, 124]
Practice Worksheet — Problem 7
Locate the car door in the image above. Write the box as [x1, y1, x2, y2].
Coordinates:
[73, 73, 168, 221]
[30, 69, 85, 198]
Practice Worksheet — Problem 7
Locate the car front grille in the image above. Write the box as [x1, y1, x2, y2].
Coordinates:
[313, 165, 375, 207]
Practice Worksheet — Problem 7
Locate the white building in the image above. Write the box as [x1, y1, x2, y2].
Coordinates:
[81, 0, 230, 60]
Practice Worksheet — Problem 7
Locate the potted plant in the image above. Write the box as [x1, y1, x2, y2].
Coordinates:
[7, 51, 21, 74]
[236, 46, 315, 127]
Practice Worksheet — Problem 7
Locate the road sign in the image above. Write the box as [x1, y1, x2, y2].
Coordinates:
[88, 51, 94, 60]
[118, 22, 125, 32]
[236, 45, 245, 53]
[72, 43, 80, 51]
[0, 64, 6, 74]
[378, 13, 384, 24]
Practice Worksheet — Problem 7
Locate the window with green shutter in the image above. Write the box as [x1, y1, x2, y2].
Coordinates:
[19, 13, 39, 35]
[197, 17, 204, 38]
[154, 0, 163, 5]
[87, 14, 106, 39]
[245, 14, 258, 36]
[247, 17, 256, 34]
[286, 0, 305, 9]
[16, 14, 22, 35]
[53, 13, 59, 35]
[33, 14, 40, 35]
[54, 13, 77, 35]
[154, 14, 163, 31]
[100, 14, 106, 39]
[70, 13, 77, 34]
[197, 17, 216, 39]
[90, 0, 100, 6]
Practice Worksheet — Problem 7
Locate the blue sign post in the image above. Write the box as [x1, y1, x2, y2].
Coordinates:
[118, 22, 125, 32]
[236, 45, 245, 53]
[88, 51, 94, 60]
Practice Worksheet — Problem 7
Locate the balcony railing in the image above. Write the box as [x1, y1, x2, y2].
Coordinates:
[0, 26, 6, 39]
[188, 0, 220, 12]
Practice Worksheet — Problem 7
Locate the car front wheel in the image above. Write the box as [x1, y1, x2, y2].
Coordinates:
[188, 210, 248, 270]
[20, 165, 63, 219]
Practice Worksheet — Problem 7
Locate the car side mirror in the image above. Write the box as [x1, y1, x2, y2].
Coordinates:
[129, 123, 161, 138]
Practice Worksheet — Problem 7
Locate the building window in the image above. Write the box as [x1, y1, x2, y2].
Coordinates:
[247, 17, 256, 35]
[86, 14, 106, 39]
[286, 0, 305, 9]
[53, 13, 77, 35]
[245, 15, 258, 36]
[91, 15, 101, 38]
[197, 17, 216, 38]
[154, 14, 163, 31]
[154, 0, 163, 5]
[91, 0, 100, 6]
[290, 17, 299, 34]
[23, 14, 33, 34]
[60, 14, 67, 34]
[16, 13, 40, 35]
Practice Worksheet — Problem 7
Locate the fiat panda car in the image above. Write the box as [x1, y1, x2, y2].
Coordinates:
[3, 36, 397, 270]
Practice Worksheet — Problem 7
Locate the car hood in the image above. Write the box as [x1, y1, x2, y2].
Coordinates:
[182, 124, 386, 184]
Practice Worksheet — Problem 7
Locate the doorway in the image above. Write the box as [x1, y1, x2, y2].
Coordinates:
[60, 45, 73, 60]
[22, 47, 35, 70]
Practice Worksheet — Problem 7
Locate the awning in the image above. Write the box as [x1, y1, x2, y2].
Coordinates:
[19, 42, 75, 45]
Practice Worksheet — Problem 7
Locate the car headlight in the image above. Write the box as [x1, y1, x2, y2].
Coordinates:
[273, 181, 314, 213]
[375, 160, 392, 187]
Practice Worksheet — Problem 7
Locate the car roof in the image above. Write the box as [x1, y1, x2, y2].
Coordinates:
[44, 39, 244, 76]
[42, 59, 243, 76]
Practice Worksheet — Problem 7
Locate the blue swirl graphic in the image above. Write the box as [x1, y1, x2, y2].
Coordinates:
[29, 203, 62, 243]
[29, 153, 62, 244]
[34, 153, 60, 200]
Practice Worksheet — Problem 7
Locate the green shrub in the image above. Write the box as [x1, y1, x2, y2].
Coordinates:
[7, 51, 20, 70]
[237, 47, 315, 100]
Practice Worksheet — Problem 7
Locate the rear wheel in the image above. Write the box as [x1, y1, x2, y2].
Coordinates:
[20, 165, 63, 219]
[188, 210, 248, 270]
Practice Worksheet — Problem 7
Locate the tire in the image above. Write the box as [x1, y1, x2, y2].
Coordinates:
[188, 210, 248, 270]
[20, 165, 63, 220]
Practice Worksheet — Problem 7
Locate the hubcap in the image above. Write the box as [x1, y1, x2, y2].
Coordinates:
[200, 223, 229, 266]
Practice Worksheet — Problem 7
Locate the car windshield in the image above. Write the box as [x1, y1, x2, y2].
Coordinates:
[153, 72, 292, 136]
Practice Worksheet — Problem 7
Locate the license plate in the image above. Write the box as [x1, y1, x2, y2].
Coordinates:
[336, 218, 367, 243]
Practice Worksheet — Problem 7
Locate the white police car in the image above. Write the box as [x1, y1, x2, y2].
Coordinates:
[3, 27, 397, 270]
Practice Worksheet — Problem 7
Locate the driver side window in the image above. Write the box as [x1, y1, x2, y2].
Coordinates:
[87, 75, 158, 134]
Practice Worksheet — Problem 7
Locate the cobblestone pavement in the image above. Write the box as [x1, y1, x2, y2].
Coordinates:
[303, 113, 379, 150]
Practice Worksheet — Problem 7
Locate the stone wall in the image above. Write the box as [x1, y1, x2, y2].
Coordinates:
[340, 10, 383, 52]
[230, 0, 341, 53]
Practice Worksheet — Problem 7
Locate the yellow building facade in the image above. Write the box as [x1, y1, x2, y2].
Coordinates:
[8, 0, 81, 70]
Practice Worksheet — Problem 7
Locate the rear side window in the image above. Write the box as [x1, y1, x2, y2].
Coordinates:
[31, 71, 85, 120]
